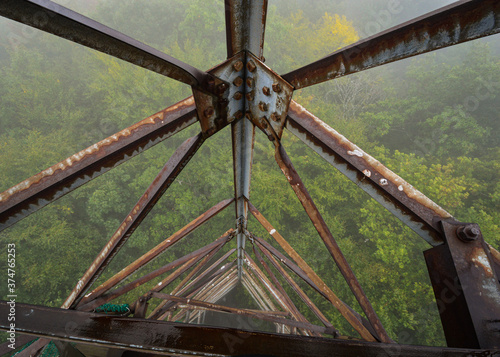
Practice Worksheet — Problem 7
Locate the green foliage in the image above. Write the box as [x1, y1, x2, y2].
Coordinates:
[0, 0, 498, 348]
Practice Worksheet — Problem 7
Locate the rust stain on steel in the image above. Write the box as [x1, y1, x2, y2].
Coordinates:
[0, 96, 197, 231]
[225, 0, 268, 58]
[78, 198, 234, 305]
[247, 201, 376, 341]
[274, 143, 391, 343]
[78, 232, 233, 312]
[153, 292, 331, 335]
[282, 0, 500, 89]
[287, 100, 448, 245]
[255, 241, 336, 331]
[65, 133, 204, 309]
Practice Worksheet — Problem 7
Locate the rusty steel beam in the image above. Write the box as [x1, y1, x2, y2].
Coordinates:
[64, 133, 204, 309]
[148, 248, 236, 318]
[254, 240, 336, 331]
[251, 245, 319, 336]
[225, 0, 268, 278]
[150, 255, 237, 320]
[286, 101, 448, 246]
[425, 220, 500, 349]
[0, 1, 221, 94]
[167, 267, 238, 322]
[0, 97, 197, 231]
[274, 143, 390, 343]
[225, 0, 268, 59]
[79, 198, 234, 304]
[248, 202, 379, 341]
[152, 292, 332, 335]
[77, 232, 233, 312]
[3, 301, 500, 357]
[282, 0, 500, 89]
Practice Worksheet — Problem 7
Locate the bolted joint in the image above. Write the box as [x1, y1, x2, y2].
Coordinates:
[457, 224, 481, 242]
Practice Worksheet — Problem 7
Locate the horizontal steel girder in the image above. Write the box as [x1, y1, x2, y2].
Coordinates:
[1, 301, 499, 357]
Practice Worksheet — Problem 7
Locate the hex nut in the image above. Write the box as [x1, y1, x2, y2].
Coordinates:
[246, 77, 254, 88]
[246, 91, 254, 101]
[259, 102, 268, 112]
[457, 225, 481, 242]
[247, 60, 256, 72]
[272, 83, 282, 93]
[233, 92, 243, 100]
[262, 86, 271, 96]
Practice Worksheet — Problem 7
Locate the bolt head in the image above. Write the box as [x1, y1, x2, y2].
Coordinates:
[233, 76, 243, 87]
[270, 113, 279, 121]
[260, 118, 268, 128]
[245, 111, 252, 120]
[258, 102, 268, 112]
[233, 60, 244, 72]
[233, 92, 243, 100]
[262, 86, 271, 96]
[246, 77, 254, 88]
[272, 83, 282, 93]
[204, 107, 215, 118]
[246, 91, 254, 101]
[234, 110, 243, 120]
[457, 225, 481, 242]
[247, 60, 256, 72]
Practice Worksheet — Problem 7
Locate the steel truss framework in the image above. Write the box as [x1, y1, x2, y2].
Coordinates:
[0, 0, 499, 356]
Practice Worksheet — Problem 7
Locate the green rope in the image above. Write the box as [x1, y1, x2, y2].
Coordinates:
[94, 303, 130, 314]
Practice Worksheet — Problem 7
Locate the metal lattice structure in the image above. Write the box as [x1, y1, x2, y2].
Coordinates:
[1, 0, 500, 356]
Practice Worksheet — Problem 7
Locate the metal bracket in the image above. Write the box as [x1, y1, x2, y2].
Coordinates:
[424, 220, 500, 349]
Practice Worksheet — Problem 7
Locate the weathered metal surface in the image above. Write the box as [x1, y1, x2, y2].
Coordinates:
[53, 341, 86, 357]
[152, 292, 331, 335]
[248, 202, 377, 341]
[78, 232, 232, 312]
[425, 220, 500, 349]
[0, 1, 220, 95]
[150, 252, 237, 319]
[254, 241, 336, 331]
[242, 267, 281, 314]
[79, 198, 234, 304]
[282, 0, 500, 89]
[0, 97, 197, 232]
[64, 134, 204, 309]
[244, 52, 294, 140]
[0, 334, 35, 355]
[225, 0, 268, 59]
[286, 100, 448, 246]
[193, 52, 245, 136]
[251, 245, 317, 336]
[3, 301, 500, 357]
[274, 143, 390, 343]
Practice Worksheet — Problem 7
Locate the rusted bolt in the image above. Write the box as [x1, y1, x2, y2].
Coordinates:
[270, 113, 279, 122]
[245, 111, 252, 120]
[272, 83, 282, 93]
[246, 91, 254, 101]
[262, 86, 271, 96]
[233, 76, 243, 87]
[457, 225, 481, 242]
[233, 92, 243, 100]
[260, 117, 268, 128]
[246, 77, 254, 88]
[259, 102, 268, 112]
[204, 107, 215, 118]
[234, 110, 243, 120]
[247, 60, 256, 72]
[233, 60, 244, 72]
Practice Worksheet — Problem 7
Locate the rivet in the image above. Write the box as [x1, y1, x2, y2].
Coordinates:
[247, 60, 256, 72]
[233, 76, 243, 87]
[233, 92, 243, 100]
[233, 60, 244, 72]
[272, 83, 282, 93]
[259, 102, 268, 112]
[246, 77, 254, 88]
[262, 86, 271, 96]
[245, 111, 252, 120]
[246, 91, 254, 101]
[270, 113, 280, 121]
[234, 110, 243, 120]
